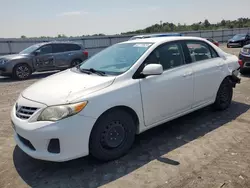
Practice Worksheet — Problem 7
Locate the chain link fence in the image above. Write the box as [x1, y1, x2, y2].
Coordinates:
[0, 27, 250, 56]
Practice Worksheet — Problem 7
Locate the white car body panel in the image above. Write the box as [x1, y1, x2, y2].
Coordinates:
[139, 64, 194, 126]
[11, 36, 240, 162]
[21, 69, 115, 105]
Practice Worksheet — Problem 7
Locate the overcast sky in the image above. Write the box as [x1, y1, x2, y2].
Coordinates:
[0, 0, 250, 38]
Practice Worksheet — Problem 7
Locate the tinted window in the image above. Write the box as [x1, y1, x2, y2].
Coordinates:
[210, 46, 219, 58]
[37, 45, 52, 55]
[232, 34, 246, 40]
[19, 44, 43, 54]
[66, 44, 81, 51]
[53, 44, 66, 53]
[186, 42, 213, 62]
[145, 42, 184, 70]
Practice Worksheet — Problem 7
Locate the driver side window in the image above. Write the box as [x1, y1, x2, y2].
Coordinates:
[144, 42, 184, 70]
[36, 45, 52, 55]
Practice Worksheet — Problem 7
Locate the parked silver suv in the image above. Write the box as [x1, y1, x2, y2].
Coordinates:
[0, 41, 88, 80]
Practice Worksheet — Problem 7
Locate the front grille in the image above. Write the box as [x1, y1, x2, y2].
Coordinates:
[17, 134, 36, 151]
[16, 105, 38, 120]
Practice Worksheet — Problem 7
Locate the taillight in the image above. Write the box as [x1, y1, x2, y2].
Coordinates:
[238, 59, 243, 68]
[83, 51, 88, 57]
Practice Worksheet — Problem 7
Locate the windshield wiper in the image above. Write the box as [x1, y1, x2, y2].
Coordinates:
[80, 68, 106, 76]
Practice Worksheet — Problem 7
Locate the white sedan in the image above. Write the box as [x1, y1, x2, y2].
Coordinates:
[11, 36, 241, 162]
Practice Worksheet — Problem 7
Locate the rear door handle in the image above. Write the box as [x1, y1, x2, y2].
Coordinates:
[217, 62, 223, 68]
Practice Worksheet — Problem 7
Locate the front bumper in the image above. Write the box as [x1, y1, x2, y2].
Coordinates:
[0, 63, 13, 75]
[239, 53, 250, 69]
[11, 96, 96, 162]
[0, 66, 6, 75]
[227, 42, 242, 47]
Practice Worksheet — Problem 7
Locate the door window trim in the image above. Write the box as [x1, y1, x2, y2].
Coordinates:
[133, 41, 186, 79]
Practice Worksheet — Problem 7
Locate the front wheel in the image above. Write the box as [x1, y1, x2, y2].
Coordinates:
[12, 63, 32, 80]
[89, 109, 136, 161]
[213, 78, 233, 111]
[240, 68, 246, 75]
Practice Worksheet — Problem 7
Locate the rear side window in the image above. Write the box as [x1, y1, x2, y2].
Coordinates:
[145, 42, 184, 70]
[52, 44, 66, 53]
[66, 44, 81, 51]
[186, 41, 218, 62]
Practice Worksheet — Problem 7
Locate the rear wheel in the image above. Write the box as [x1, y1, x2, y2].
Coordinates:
[12, 63, 32, 80]
[89, 109, 136, 161]
[213, 78, 233, 111]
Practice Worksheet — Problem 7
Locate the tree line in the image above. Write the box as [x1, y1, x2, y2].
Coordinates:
[122, 18, 250, 34]
[20, 17, 250, 38]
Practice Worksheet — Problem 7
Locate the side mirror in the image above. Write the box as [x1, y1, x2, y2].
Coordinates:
[141, 64, 163, 76]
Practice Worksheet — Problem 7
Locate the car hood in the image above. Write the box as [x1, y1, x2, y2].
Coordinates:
[21, 69, 116, 106]
[244, 44, 250, 48]
[0, 54, 30, 60]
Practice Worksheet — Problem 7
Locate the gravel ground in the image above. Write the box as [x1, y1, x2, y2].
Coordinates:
[0, 45, 250, 188]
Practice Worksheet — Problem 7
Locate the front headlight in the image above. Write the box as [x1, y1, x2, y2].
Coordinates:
[241, 48, 250, 54]
[37, 101, 88, 121]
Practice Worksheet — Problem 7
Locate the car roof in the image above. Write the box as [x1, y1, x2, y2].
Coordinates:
[46, 41, 82, 44]
[133, 33, 182, 37]
[129, 33, 183, 40]
[123, 36, 208, 44]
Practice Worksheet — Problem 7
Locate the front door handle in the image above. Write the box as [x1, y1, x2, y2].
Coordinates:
[183, 71, 193, 77]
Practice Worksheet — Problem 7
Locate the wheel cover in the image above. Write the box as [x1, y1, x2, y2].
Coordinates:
[220, 85, 230, 104]
[101, 121, 126, 149]
[16, 65, 30, 78]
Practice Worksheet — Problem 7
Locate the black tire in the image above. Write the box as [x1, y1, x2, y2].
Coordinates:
[70, 59, 82, 67]
[12, 63, 32, 80]
[213, 78, 233, 111]
[240, 68, 246, 75]
[89, 109, 136, 161]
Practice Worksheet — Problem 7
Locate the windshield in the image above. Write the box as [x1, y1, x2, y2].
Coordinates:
[19, 44, 43, 54]
[232, 34, 246, 40]
[79, 42, 153, 75]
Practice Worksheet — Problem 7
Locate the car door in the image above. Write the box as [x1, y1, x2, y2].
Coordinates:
[183, 40, 225, 108]
[66, 43, 82, 58]
[33, 44, 55, 71]
[139, 41, 194, 126]
[52, 44, 69, 68]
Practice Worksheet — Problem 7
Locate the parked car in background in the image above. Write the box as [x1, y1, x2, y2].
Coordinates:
[0, 41, 88, 80]
[227, 33, 250, 48]
[206, 38, 219, 46]
[238, 44, 250, 74]
[11, 36, 241, 162]
[129, 32, 183, 40]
